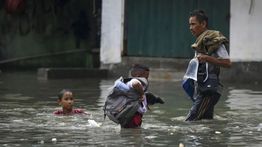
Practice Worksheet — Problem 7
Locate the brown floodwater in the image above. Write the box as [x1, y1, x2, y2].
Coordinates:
[0, 71, 261, 146]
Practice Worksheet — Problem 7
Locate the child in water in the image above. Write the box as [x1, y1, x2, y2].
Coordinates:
[121, 64, 164, 128]
[53, 89, 86, 115]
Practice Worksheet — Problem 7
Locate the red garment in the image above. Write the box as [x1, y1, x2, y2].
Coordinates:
[122, 112, 143, 128]
[53, 109, 85, 115]
[5, 0, 25, 14]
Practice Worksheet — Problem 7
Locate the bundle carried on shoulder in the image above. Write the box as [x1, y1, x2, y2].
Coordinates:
[191, 30, 229, 55]
[103, 77, 141, 126]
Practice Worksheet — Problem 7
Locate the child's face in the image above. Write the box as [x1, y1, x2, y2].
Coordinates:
[132, 71, 149, 79]
[58, 91, 74, 110]
[143, 71, 149, 79]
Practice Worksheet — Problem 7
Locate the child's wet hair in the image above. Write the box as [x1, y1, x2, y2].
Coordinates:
[131, 64, 149, 71]
[58, 89, 72, 100]
[130, 64, 149, 75]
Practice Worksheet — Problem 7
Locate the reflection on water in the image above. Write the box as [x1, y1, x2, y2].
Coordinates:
[225, 88, 262, 146]
[0, 72, 261, 146]
[227, 89, 262, 110]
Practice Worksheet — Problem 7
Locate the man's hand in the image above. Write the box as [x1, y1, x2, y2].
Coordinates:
[197, 54, 209, 62]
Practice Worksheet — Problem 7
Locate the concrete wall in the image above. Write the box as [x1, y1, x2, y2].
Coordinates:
[0, 0, 98, 68]
[230, 0, 262, 61]
[100, 0, 124, 64]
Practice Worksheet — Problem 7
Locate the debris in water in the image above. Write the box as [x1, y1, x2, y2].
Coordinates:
[39, 140, 44, 144]
[179, 143, 184, 147]
[88, 119, 101, 127]
[51, 138, 57, 142]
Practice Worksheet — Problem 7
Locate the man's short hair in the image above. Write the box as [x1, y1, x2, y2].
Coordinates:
[190, 9, 208, 26]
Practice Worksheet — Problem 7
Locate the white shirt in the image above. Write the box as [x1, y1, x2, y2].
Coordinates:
[216, 44, 230, 59]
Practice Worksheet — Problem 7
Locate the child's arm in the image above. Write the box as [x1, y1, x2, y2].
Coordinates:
[128, 79, 145, 100]
[145, 92, 165, 105]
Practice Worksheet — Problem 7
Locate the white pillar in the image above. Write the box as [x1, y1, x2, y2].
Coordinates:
[100, 0, 125, 64]
[230, 0, 262, 61]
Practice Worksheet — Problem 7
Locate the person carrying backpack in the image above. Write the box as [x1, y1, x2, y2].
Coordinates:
[104, 64, 164, 128]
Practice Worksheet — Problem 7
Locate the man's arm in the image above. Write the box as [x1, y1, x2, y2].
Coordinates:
[197, 55, 231, 68]
[197, 44, 232, 68]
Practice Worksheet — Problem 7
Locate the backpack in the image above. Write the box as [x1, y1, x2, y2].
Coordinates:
[103, 77, 142, 126]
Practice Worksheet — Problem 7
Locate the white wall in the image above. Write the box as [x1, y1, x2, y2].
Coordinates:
[231, 0, 262, 61]
[100, 0, 124, 64]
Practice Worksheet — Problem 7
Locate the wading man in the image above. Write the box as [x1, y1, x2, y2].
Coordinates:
[185, 9, 231, 121]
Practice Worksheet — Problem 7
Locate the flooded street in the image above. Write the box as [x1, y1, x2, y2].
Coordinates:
[0, 72, 261, 146]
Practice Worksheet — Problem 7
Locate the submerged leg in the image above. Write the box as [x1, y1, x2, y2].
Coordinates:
[202, 93, 221, 119]
[185, 94, 219, 121]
